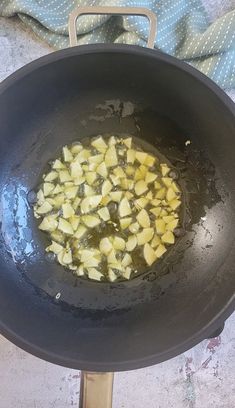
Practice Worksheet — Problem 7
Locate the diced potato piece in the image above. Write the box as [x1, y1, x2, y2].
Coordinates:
[105, 146, 118, 167]
[166, 187, 177, 202]
[113, 236, 126, 251]
[120, 217, 132, 230]
[129, 222, 140, 234]
[100, 237, 113, 255]
[150, 207, 161, 217]
[119, 197, 132, 217]
[134, 168, 143, 181]
[155, 244, 167, 258]
[46, 197, 56, 206]
[136, 209, 150, 228]
[102, 179, 113, 196]
[151, 199, 161, 207]
[125, 191, 134, 200]
[69, 215, 80, 231]
[146, 191, 153, 200]
[163, 215, 176, 223]
[144, 154, 156, 167]
[156, 187, 166, 199]
[162, 177, 172, 188]
[126, 235, 137, 251]
[166, 219, 179, 231]
[63, 146, 73, 162]
[51, 230, 65, 244]
[155, 219, 166, 235]
[160, 209, 168, 217]
[144, 243, 157, 266]
[137, 228, 154, 245]
[113, 166, 126, 178]
[86, 172, 97, 185]
[52, 159, 65, 169]
[135, 180, 148, 196]
[134, 198, 149, 209]
[36, 201, 53, 214]
[37, 189, 44, 205]
[71, 143, 83, 154]
[162, 231, 175, 244]
[44, 171, 58, 182]
[101, 195, 111, 206]
[73, 176, 85, 186]
[63, 250, 73, 264]
[122, 253, 132, 267]
[84, 184, 95, 197]
[120, 178, 133, 190]
[151, 235, 161, 248]
[82, 215, 100, 228]
[59, 170, 72, 183]
[46, 241, 64, 255]
[74, 225, 87, 239]
[125, 165, 135, 176]
[52, 184, 63, 195]
[139, 165, 148, 178]
[145, 171, 157, 184]
[172, 181, 180, 193]
[122, 267, 132, 280]
[76, 265, 85, 276]
[127, 149, 135, 164]
[88, 154, 104, 165]
[43, 182, 55, 197]
[83, 257, 100, 268]
[76, 149, 91, 163]
[58, 218, 74, 235]
[53, 193, 65, 209]
[62, 203, 75, 219]
[154, 181, 162, 190]
[169, 198, 181, 210]
[64, 186, 78, 199]
[98, 207, 110, 221]
[88, 162, 97, 172]
[80, 195, 102, 213]
[107, 249, 118, 264]
[160, 164, 170, 176]
[97, 162, 108, 178]
[123, 137, 132, 149]
[70, 160, 83, 178]
[83, 165, 89, 172]
[136, 151, 147, 164]
[108, 136, 117, 146]
[87, 268, 103, 281]
[80, 249, 97, 262]
[39, 215, 58, 231]
[108, 269, 117, 282]
[91, 136, 107, 153]
[109, 174, 120, 186]
[72, 197, 81, 211]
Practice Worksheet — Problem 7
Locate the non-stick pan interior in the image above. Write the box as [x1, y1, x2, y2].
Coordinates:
[0, 46, 234, 370]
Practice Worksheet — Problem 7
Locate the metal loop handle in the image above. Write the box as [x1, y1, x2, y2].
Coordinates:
[68, 6, 157, 49]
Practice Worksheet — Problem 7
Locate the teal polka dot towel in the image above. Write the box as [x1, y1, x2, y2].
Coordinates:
[0, 0, 234, 89]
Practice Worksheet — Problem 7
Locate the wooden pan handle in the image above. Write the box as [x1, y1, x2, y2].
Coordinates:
[79, 371, 114, 408]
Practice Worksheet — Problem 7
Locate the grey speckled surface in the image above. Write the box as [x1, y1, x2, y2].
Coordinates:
[0, 13, 234, 408]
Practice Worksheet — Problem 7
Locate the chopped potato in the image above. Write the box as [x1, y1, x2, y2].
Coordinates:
[34, 135, 182, 282]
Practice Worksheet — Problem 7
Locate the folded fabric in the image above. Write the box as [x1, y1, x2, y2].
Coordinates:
[0, 0, 234, 89]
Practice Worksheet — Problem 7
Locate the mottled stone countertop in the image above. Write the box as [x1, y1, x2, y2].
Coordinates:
[0, 14, 234, 408]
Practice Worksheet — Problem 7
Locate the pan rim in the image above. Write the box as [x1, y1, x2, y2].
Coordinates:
[0, 43, 234, 371]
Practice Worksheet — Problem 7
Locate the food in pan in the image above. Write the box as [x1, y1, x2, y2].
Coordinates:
[34, 135, 182, 281]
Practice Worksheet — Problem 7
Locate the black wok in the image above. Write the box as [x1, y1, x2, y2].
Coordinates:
[0, 7, 234, 381]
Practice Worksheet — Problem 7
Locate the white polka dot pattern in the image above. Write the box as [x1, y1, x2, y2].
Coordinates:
[0, 0, 234, 89]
